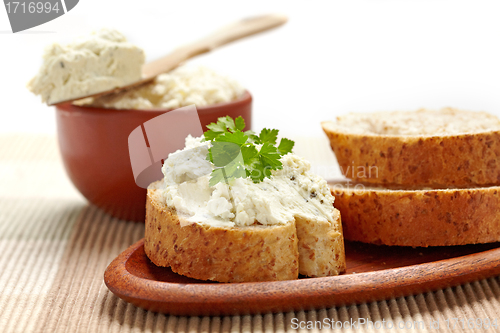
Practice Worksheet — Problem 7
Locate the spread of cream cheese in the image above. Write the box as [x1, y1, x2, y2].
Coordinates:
[160, 136, 335, 227]
[28, 29, 145, 104]
[88, 65, 245, 110]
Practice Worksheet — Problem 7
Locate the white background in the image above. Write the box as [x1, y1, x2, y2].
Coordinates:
[1, 0, 500, 137]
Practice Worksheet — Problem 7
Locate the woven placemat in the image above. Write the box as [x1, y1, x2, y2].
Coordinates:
[1, 134, 500, 333]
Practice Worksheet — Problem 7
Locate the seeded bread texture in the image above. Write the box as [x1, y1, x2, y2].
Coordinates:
[145, 181, 345, 282]
[322, 108, 500, 187]
[330, 182, 500, 247]
[295, 213, 345, 277]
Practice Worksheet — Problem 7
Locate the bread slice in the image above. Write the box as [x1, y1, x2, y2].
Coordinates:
[322, 108, 500, 187]
[145, 181, 345, 282]
[330, 181, 500, 247]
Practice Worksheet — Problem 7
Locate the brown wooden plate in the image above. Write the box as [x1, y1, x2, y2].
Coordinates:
[104, 239, 500, 316]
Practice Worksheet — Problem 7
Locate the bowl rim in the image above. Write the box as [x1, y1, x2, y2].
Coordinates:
[55, 90, 252, 115]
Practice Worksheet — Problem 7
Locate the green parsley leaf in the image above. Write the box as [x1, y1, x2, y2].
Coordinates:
[203, 116, 247, 142]
[210, 141, 242, 167]
[277, 138, 294, 155]
[203, 116, 294, 185]
[219, 116, 236, 132]
[235, 116, 246, 131]
[208, 168, 225, 187]
[259, 128, 279, 145]
[206, 121, 227, 133]
[209, 159, 246, 187]
[259, 143, 283, 169]
[244, 130, 260, 144]
[203, 129, 220, 141]
[248, 162, 269, 183]
[224, 158, 246, 179]
[240, 144, 259, 164]
[215, 131, 248, 146]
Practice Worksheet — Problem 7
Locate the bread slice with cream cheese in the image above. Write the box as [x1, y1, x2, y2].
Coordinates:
[144, 139, 346, 282]
[145, 181, 345, 282]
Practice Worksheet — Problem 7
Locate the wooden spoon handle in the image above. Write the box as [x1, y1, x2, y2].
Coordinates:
[142, 14, 287, 78]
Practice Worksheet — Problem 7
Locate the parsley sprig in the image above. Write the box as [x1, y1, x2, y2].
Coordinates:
[204, 116, 294, 186]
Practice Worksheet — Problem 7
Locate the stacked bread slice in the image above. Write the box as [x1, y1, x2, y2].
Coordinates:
[322, 108, 500, 247]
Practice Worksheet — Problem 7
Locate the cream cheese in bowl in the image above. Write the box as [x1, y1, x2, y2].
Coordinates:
[85, 65, 245, 110]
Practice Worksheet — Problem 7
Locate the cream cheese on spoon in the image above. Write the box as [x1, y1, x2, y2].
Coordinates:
[28, 29, 145, 104]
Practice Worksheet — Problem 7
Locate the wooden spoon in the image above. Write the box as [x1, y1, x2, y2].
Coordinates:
[51, 14, 287, 106]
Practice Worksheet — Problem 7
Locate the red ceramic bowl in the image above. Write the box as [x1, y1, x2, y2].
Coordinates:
[56, 91, 252, 222]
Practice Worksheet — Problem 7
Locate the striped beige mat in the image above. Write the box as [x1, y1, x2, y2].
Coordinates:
[1, 134, 500, 333]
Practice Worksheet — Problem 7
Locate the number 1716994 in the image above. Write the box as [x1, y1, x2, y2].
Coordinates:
[5, 2, 60, 14]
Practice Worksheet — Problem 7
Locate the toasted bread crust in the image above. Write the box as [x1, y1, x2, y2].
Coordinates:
[322, 121, 500, 187]
[331, 183, 500, 247]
